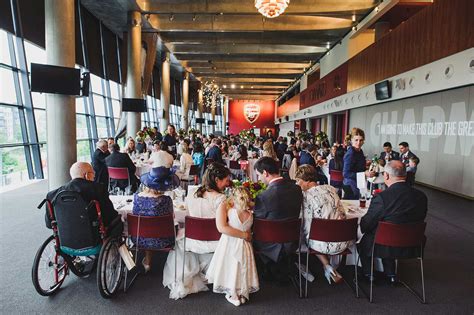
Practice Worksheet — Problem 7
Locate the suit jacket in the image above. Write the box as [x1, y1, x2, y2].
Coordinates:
[359, 182, 427, 258]
[45, 178, 119, 229]
[379, 151, 400, 162]
[92, 149, 109, 186]
[400, 150, 418, 167]
[253, 178, 303, 262]
[299, 150, 316, 167]
[205, 145, 224, 165]
[105, 151, 138, 190]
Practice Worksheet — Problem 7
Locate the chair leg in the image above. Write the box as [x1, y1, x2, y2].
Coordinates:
[182, 238, 186, 283]
[398, 258, 427, 303]
[355, 251, 359, 298]
[369, 255, 374, 303]
[420, 257, 426, 303]
[305, 251, 310, 298]
[298, 252, 302, 298]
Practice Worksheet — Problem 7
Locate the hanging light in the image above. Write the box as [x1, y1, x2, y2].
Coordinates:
[255, 0, 290, 19]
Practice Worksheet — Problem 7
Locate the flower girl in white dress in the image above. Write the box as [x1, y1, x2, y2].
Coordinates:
[206, 187, 259, 306]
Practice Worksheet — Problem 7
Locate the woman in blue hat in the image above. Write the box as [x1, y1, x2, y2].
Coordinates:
[132, 167, 179, 273]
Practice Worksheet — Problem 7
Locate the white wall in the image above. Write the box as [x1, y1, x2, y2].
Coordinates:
[278, 121, 295, 138]
[349, 86, 474, 198]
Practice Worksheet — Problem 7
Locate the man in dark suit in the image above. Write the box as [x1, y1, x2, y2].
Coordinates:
[91, 139, 109, 186]
[399, 141, 419, 167]
[359, 160, 427, 283]
[45, 162, 121, 236]
[299, 143, 317, 167]
[105, 143, 139, 193]
[205, 138, 224, 165]
[253, 157, 303, 283]
[379, 142, 400, 166]
[276, 136, 288, 161]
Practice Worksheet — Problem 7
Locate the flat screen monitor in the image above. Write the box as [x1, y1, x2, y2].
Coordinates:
[195, 118, 206, 123]
[31, 63, 81, 95]
[207, 120, 216, 125]
[375, 80, 391, 100]
[122, 98, 147, 112]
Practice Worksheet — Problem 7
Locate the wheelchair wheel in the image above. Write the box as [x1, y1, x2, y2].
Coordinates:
[97, 237, 123, 298]
[32, 235, 68, 296]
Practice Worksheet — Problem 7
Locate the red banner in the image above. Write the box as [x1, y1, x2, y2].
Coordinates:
[300, 63, 348, 109]
[228, 100, 275, 135]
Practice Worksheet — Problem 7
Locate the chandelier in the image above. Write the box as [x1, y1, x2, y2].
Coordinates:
[255, 0, 290, 18]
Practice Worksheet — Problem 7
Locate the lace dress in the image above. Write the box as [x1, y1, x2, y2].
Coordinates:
[302, 185, 352, 255]
[162, 192, 226, 299]
[131, 194, 173, 250]
[206, 208, 259, 300]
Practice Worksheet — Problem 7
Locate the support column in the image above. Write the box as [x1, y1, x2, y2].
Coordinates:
[126, 11, 142, 139]
[326, 114, 334, 144]
[305, 118, 312, 133]
[160, 52, 170, 131]
[197, 86, 203, 133]
[211, 93, 216, 134]
[374, 21, 390, 42]
[45, 0, 76, 189]
[223, 96, 228, 135]
[181, 72, 189, 130]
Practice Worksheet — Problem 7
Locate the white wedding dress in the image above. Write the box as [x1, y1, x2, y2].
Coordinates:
[206, 208, 259, 300]
[162, 192, 225, 300]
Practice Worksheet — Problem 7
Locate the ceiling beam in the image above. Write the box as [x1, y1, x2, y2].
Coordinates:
[198, 77, 293, 83]
[182, 61, 310, 69]
[137, 0, 377, 15]
[188, 68, 303, 75]
[147, 15, 353, 32]
[174, 54, 319, 62]
[169, 43, 327, 54]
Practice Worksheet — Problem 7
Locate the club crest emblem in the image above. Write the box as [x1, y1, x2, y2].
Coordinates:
[243, 103, 260, 124]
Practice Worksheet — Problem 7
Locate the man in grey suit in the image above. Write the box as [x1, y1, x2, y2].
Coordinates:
[253, 157, 303, 284]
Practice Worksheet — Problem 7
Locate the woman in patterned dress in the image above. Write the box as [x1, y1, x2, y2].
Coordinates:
[132, 167, 178, 273]
[295, 165, 351, 284]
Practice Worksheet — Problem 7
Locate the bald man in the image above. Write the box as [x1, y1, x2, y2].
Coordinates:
[45, 162, 121, 236]
[358, 160, 427, 284]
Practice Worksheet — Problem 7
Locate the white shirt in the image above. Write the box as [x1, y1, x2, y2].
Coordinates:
[179, 153, 194, 178]
[149, 150, 174, 168]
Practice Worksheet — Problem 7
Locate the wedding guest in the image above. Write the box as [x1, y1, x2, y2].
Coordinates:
[276, 137, 288, 161]
[192, 142, 205, 170]
[107, 137, 115, 147]
[105, 144, 139, 193]
[149, 141, 174, 168]
[359, 161, 427, 284]
[399, 141, 419, 167]
[92, 139, 109, 186]
[206, 138, 224, 165]
[379, 142, 400, 166]
[162, 163, 231, 299]
[123, 137, 137, 156]
[164, 124, 178, 156]
[295, 165, 350, 284]
[253, 157, 303, 284]
[342, 128, 375, 199]
[135, 137, 147, 154]
[230, 144, 248, 161]
[133, 167, 177, 272]
[176, 142, 194, 180]
[262, 140, 278, 160]
[406, 156, 419, 186]
[45, 162, 122, 237]
[299, 143, 317, 167]
[206, 187, 259, 306]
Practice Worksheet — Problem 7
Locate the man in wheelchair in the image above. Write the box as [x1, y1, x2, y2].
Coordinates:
[45, 162, 122, 237]
[33, 162, 125, 297]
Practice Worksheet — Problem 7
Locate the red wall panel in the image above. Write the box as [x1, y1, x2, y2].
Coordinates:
[228, 100, 275, 135]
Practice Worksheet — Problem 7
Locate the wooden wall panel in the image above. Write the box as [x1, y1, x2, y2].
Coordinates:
[347, 0, 473, 91]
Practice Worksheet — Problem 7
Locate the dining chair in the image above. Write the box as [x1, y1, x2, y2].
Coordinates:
[368, 221, 427, 303]
[305, 217, 359, 298]
[124, 213, 177, 292]
[107, 167, 130, 194]
[252, 218, 303, 298]
[181, 216, 221, 282]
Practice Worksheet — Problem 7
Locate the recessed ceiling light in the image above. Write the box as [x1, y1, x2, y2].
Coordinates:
[231, 84, 236, 89]
[223, 85, 227, 88]
[240, 85, 244, 89]
[352, 15, 356, 22]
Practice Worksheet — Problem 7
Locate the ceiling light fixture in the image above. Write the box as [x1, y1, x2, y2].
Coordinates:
[223, 85, 227, 88]
[352, 14, 356, 22]
[255, 0, 290, 19]
[240, 85, 244, 89]
[169, 14, 174, 21]
[231, 84, 236, 89]
[192, 14, 197, 21]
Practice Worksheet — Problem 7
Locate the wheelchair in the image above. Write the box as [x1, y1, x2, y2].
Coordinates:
[32, 190, 124, 298]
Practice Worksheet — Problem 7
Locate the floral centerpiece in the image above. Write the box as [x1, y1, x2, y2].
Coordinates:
[187, 128, 199, 137]
[177, 128, 186, 137]
[297, 130, 313, 141]
[315, 131, 328, 143]
[231, 179, 267, 200]
[136, 127, 156, 142]
[239, 129, 256, 142]
[287, 131, 295, 137]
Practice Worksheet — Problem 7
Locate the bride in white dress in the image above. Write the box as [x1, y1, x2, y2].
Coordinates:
[162, 163, 231, 299]
[206, 187, 259, 306]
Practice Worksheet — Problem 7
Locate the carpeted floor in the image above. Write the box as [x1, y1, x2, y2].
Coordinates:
[0, 181, 473, 314]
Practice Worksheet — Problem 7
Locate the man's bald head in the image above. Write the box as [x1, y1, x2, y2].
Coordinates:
[70, 162, 94, 181]
[383, 160, 406, 186]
